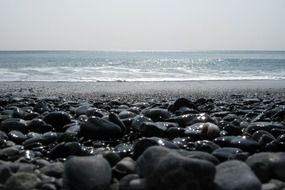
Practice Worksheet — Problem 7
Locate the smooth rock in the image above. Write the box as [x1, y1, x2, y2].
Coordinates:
[246, 152, 285, 182]
[136, 146, 216, 190]
[43, 112, 71, 130]
[131, 115, 152, 131]
[5, 172, 41, 190]
[80, 117, 122, 139]
[64, 156, 112, 190]
[185, 122, 220, 139]
[0, 118, 27, 133]
[212, 147, 248, 161]
[40, 162, 64, 178]
[214, 160, 261, 190]
[169, 98, 198, 112]
[142, 108, 171, 122]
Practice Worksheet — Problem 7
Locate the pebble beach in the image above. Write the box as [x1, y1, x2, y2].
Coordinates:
[0, 80, 285, 190]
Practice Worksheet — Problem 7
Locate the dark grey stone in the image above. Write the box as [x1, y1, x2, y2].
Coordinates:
[80, 116, 122, 139]
[4, 172, 41, 190]
[64, 156, 112, 190]
[214, 160, 261, 190]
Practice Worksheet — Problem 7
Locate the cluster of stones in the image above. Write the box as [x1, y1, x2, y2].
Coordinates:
[0, 95, 285, 190]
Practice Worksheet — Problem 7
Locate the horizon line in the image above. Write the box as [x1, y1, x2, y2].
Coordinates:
[0, 49, 285, 53]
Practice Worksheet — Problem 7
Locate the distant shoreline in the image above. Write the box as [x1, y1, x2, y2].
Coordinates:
[1, 80, 284, 100]
[1, 50, 285, 53]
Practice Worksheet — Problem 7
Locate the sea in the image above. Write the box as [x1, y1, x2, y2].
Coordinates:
[0, 51, 284, 82]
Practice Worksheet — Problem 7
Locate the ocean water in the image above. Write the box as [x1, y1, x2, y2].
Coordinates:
[0, 51, 284, 82]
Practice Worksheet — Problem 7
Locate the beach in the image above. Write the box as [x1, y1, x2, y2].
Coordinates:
[1, 80, 284, 99]
[0, 80, 285, 189]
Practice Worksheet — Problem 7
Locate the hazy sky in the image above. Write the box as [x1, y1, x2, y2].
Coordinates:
[0, 0, 284, 51]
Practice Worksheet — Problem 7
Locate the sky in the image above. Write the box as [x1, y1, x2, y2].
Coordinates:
[0, 0, 284, 51]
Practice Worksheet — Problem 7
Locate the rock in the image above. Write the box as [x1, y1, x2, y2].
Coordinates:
[169, 98, 198, 112]
[214, 160, 261, 190]
[176, 150, 220, 165]
[4, 172, 41, 190]
[114, 143, 133, 157]
[261, 179, 285, 190]
[0, 118, 27, 133]
[27, 119, 53, 133]
[34, 101, 50, 113]
[43, 112, 71, 130]
[167, 113, 216, 127]
[113, 157, 136, 177]
[194, 140, 220, 153]
[0, 131, 8, 140]
[73, 105, 90, 115]
[80, 117, 122, 139]
[140, 122, 167, 137]
[0, 146, 21, 161]
[40, 162, 64, 178]
[0, 164, 13, 183]
[246, 152, 285, 182]
[64, 156, 112, 190]
[109, 113, 127, 133]
[245, 122, 284, 134]
[118, 110, 136, 119]
[136, 146, 216, 190]
[133, 137, 179, 159]
[48, 142, 85, 159]
[243, 98, 260, 105]
[103, 152, 121, 167]
[212, 147, 248, 161]
[185, 122, 220, 139]
[119, 174, 140, 190]
[142, 108, 171, 122]
[230, 136, 260, 153]
[7, 130, 27, 144]
[131, 115, 152, 131]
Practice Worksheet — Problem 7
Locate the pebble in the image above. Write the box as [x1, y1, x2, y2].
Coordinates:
[80, 116, 123, 139]
[0, 94, 284, 190]
[246, 152, 285, 183]
[214, 160, 261, 190]
[63, 156, 112, 190]
[136, 146, 216, 190]
[43, 111, 71, 130]
[4, 172, 41, 190]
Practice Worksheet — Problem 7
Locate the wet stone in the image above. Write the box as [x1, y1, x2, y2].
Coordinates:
[185, 122, 220, 139]
[118, 110, 137, 119]
[133, 137, 179, 159]
[0, 118, 27, 133]
[27, 119, 53, 133]
[169, 98, 198, 113]
[131, 115, 152, 131]
[140, 122, 167, 137]
[80, 116, 123, 139]
[230, 136, 260, 153]
[212, 147, 248, 161]
[194, 140, 220, 153]
[8, 130, 27, 144]
[142, 108, 171, 122]
[43, 111, 72, 130]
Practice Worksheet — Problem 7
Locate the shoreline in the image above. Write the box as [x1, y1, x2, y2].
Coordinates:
[0, 80, 284, 100]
